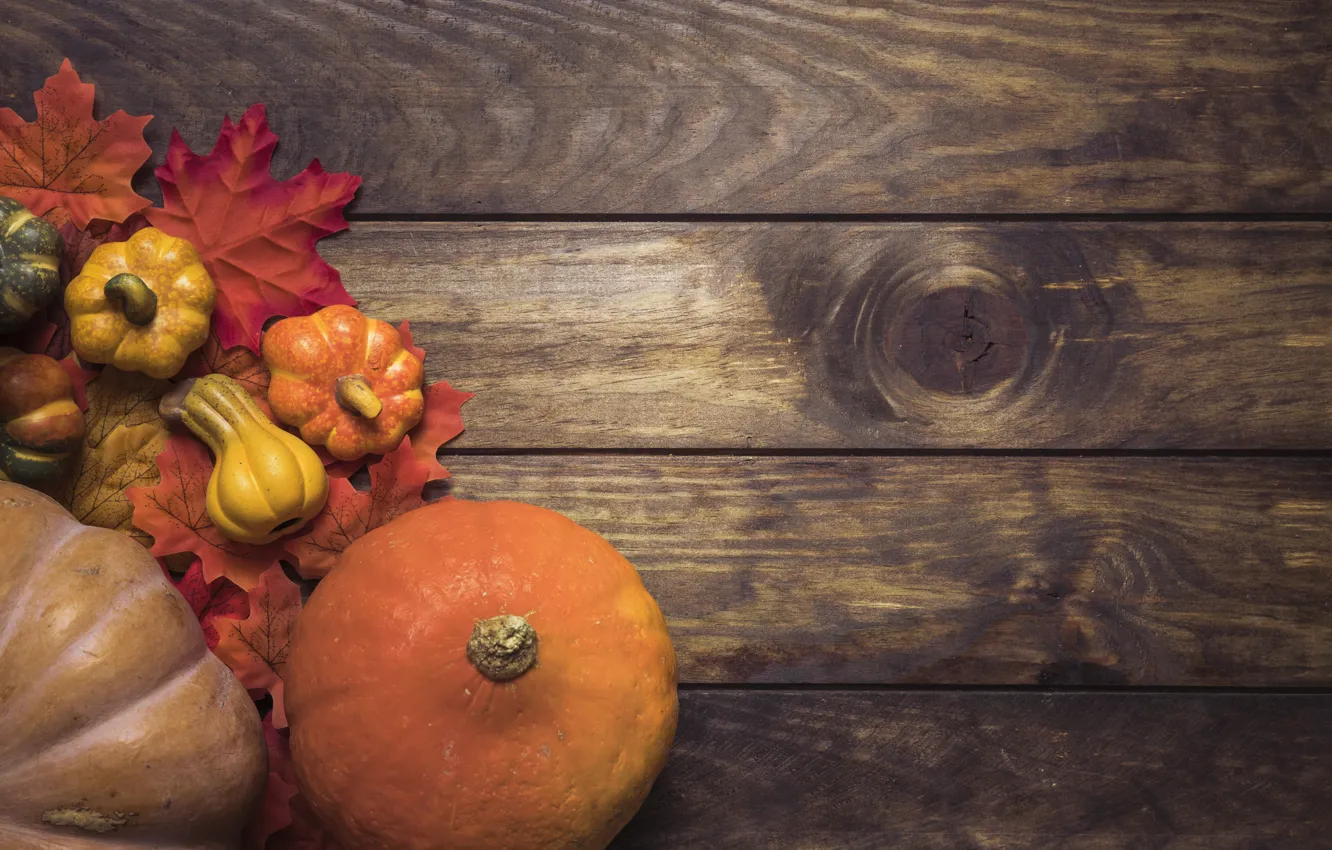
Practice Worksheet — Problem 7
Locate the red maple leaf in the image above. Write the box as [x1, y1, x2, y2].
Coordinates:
[410, 381, 471, 481]
[397, 319, 426, 364]
[282, 438, 432, 579]
[128, 433, 283, 589]
[9, 301, 73, 360]
[183, 329, 271, 398]
[45, 208, 150, 282]
[244, 718, 342, 850]
[146, 105, 360, 352]
[214, 562, 300, 728]
[397, 320, 470, 480]
[165, 558, 248, 650]
[244, 716, 299, 850]
[314, 449, 363, 481]
[58, 353, 96, 411]
[0, 60, 152, 228]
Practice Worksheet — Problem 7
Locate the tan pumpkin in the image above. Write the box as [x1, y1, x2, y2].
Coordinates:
[0, 482, 267, 849]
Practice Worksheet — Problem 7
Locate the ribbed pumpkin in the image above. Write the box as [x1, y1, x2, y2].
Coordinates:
[65, 227, 215, 379]
[286, 499, 678, 850]
[0, 348, 85, 491]
[262, 305, 424, 462]
[0, 197, 63, 335]
[0, 482, 266, 849]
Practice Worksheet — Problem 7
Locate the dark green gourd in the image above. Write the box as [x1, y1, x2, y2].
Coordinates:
[0, 196, 64, 334]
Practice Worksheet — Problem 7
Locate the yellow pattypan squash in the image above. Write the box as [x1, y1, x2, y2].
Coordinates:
[65, 228, 216, 379]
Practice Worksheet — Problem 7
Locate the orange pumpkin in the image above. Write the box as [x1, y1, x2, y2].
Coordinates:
[262, 306, 424, 462]
[286, 500, 678, 850]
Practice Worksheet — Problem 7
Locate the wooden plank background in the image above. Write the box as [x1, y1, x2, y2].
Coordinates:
[5, 1, 1332, 846]
[615, 691, 1332, 849]
[329, 222, 1332, 449]
[444, 455, 1332, 687]
[3, 0, 1331, 213]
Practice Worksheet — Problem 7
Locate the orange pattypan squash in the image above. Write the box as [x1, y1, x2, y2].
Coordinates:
[65, 227, 216, 379]
[286, 500, 678, 850]
[262, 305, 425, 462]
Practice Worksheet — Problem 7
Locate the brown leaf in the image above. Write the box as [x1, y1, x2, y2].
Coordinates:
[82, 366, 170, 444]
[68, 422, 167, 539]
[61, 366, 171, 542]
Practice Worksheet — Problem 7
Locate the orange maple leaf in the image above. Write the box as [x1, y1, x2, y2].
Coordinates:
[283, 437, 433, 579]
[0, 60, 152, 228]
[214, 563, 301, 728]
[128, 433, 283, 589]
[146, 105, 359, 352]
[182, 328, 271, 400]
[397, 321, 471, 480]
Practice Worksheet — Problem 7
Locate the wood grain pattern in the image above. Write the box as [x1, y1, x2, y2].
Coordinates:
[610, 691, 1332, 849]
[4, 0, 1330, 213]
[442, 455, 1332, 686]
[329, 221, 1332, 449]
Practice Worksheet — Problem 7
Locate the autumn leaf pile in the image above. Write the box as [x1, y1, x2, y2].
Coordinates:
[0, 61, 471, 850]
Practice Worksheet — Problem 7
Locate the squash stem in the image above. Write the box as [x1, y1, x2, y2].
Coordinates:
[104, 273, 158, 326]
[467, 615, 538, 682]
[158, 378, 196, 426]
[335, 374, 383, 419]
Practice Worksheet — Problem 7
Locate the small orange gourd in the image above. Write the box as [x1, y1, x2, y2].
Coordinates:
[286, 500, 678, 850]
[0, 348, 85, 491]
[262, 305, 424, 462]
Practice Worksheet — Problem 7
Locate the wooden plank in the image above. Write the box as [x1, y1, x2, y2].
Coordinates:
[610, 691, 1332, 848]
[330, 221, 1332, 449]
[4, 0, 1330, 214]
[442, 455, 1332, 686]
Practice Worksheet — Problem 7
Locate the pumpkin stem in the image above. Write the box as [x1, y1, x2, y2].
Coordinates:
[104, 273, 158, 326]
[335, 374, 383, 419]
[467, 614, 538, 682]
[158, 378, 197, 425]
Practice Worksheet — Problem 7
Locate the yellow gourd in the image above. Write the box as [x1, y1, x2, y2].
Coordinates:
[65, 227, 216, 379]
[162, 374, 328, 544]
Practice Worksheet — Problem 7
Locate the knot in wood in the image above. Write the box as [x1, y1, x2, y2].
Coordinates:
[889, 285, 1028, 394]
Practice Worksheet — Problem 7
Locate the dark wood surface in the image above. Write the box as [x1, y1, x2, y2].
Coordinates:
[446, 455, 1332, 686]
[610, 691, 1332, 849]
[5, 1, 1331, 844]
[330, 221, 1332, 449]
[3, 0, 1331, 214]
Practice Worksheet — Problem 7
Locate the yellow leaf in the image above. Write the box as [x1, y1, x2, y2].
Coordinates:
[60, 366, 171, 543]
[68, 422, 168, 541]
[83, 366, 170, 443]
